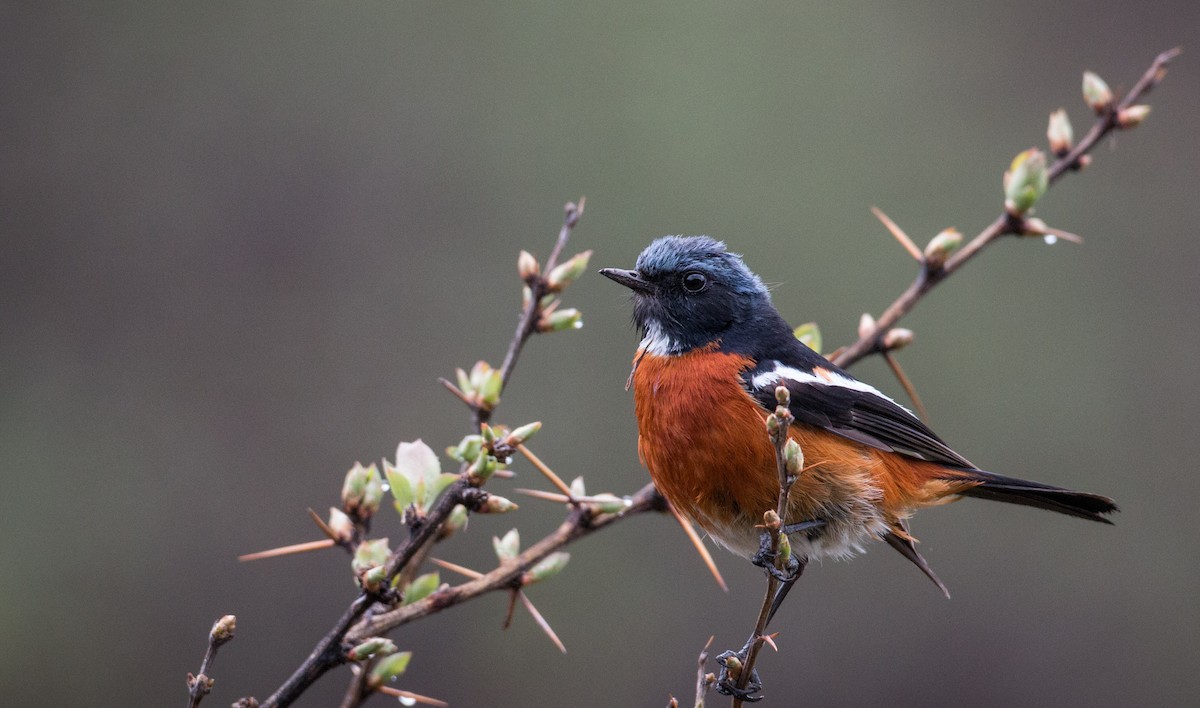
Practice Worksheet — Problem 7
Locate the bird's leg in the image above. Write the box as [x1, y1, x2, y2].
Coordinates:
[751, 519, 822, 581]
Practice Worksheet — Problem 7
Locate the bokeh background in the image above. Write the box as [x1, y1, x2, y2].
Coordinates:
[4, 2, 1199, 706]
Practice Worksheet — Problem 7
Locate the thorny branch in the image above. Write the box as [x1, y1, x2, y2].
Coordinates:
[245, 200, 672, 708]
[187, 615, 236, 708]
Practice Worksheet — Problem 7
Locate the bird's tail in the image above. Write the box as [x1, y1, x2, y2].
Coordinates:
[943, 468, 1118, 524]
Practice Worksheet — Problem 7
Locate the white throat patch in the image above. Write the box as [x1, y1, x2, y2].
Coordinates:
[638, 320, 678, 356]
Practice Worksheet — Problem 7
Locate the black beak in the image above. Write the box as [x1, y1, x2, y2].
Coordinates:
[599, 268, 654, 294]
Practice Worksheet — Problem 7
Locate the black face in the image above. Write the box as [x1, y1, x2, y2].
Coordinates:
[600, 236, 777, 354]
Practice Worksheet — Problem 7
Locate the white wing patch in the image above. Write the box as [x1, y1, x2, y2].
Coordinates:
[750, 361, 915, 416]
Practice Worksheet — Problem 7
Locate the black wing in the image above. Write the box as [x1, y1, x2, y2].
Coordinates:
[745, 360, 973, 469]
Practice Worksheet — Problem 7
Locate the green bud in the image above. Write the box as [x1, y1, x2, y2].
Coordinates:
[923, 228, 962, 270]
[477, 494, 519, 513]
[479, 367, 503, 408]
[361, 564, 387, 593]
[348, 637, 397, 661]
[505, 421, 542, 447]
[775, 385, 790, 407]
[467, 454, 497, 484]
[545, 250, 593, 292]
[444, 504, 470, 535]
[766, 414, 780, 435]
[784, 439, 804, 477]
[457, 435, 485, 462]
[540, 307, 584, 332]
[1117, 104, 1151, 129]
[524, 551, 570, 584]
[369, 651, 413, 687]
[1082, 71, 1113, 114]
[518, 250, 540, 281]
[1004, 148, 1048, 216]
[341, 462, 370, 514]
[792, 322, 822, 354]
[588, 493, 632, 514]
[360, 464, 383, 518]
[1047, 109, 1074, 156]
[384, 461, 414, 511]
[493, 528, 520, 561]
[777, 532, 792, 563]
[210, 615, 237, 644]
[401, 572, 441, 605]
[763, 509, 781, 529]
[352, 538, 391, 574]
[480, 423, 497, 446]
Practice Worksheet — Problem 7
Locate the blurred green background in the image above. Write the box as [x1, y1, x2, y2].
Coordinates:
[4, 2, 1199, 706]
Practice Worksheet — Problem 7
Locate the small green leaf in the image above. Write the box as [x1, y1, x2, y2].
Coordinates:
[369, 651, 412, 686]
[384, 462, 414, 510]
[493, 528, 520, 561]
[525, 552, 570, 584]
[349, 637, 397, 661]
[402, 572, 440, 605]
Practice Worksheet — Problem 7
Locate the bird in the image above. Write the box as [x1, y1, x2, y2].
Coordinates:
[600, 235, 1117, 606]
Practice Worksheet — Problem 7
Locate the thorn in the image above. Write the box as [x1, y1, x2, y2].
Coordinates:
[502, 588, 519, 630]
[513, 488, 572, 503]
[871, 206, 924, 262]
[376, 686, 450, 707]
[516, 444, 576, 500]
[238, 538, 336, 562]
[438, 376, 478, 409]
[882, 350, 929, 422]
[668, 502, 728, 592]
[430, 557, 483, 579]
[306, 507, 340, 542]
[760, 633, 780, 652]
[519, 591, 567, 654]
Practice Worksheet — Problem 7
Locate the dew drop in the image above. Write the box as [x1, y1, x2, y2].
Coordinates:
[1043, 234, 1058, 245]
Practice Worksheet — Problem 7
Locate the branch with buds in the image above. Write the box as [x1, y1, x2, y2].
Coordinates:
[826, 48, 1179, 375]
[186, 615, 237, 708]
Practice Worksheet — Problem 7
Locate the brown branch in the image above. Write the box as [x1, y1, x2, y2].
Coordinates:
[832, 48, 1180, 370]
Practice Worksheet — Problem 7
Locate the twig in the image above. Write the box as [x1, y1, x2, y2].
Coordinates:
[695, 636, 716, 708]
[727, 389, 798, 705]
[187, 615, 236, 708]
[486, 199, 585, 426]
[667, 502, 729, 592]
[832, 48, 1180, 369]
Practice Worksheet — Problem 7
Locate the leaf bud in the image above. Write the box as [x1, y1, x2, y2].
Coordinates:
[341, 462, 370, 515]
[545, 250, 593, 292]
[923, 228, 962, 270]
[477, 494, 519, 514]
[505, 421, 542, 447]
[493, 528, 520, 561]
[858, 313, 877, 339]
[883, 328, 914, 351]
[1082, 71, 1114, 114]
[539, 307, 584, 332]
[775, 385, 790, 407]
[587, 493, 632, 514]
[328, 507, 356, 545]
[348, 637, 397, 661]
[1047, 109, 1074, 156]
[210, 615, 237, 645]
[524, 551, 570, 584]
[784, 439, 804, 477]
[518, 250, 540, 282]
[1004, 148, 1048, 216]
[369, 651, 413, 687]
[1117, 104, 1151, 129]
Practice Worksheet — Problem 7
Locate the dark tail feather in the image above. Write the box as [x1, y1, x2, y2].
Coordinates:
[950, 469, 1118, 524]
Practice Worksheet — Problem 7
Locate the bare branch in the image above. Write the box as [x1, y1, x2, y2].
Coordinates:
[186, 615, 236, 708]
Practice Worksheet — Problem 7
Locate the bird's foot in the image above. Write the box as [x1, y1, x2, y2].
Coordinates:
[715, 648, 764, 702]
[750, 519, 822, 581]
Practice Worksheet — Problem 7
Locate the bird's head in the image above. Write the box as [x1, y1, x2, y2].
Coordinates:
[600, 236, 774, 355]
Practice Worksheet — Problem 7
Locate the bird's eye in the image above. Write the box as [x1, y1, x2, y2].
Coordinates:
[682, 272, 708, 293]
